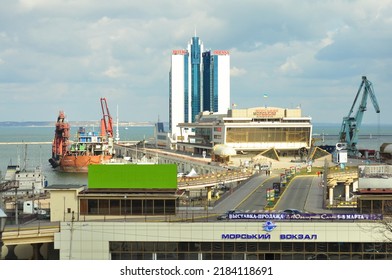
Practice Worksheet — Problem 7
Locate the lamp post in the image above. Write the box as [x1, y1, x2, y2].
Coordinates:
[0, 208, 7, 260]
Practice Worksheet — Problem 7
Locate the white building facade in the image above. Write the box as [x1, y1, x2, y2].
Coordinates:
[54, 221, 392, 260]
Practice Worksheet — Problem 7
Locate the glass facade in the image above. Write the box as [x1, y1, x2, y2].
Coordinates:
[202, 51, 211, 112]
[358, 197, 392, 214]
[110, 241, 392, 260]
[213, 55, 218, 112]
[194, 127, 213, 145]
[226, 127, 311, 144]
[191, 37, 201, 122]
[170, 36, 229, 132]
[202, 52, 219, 113]
[79, 198, 176, 216]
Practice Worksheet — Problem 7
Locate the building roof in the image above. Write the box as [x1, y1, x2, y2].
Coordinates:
[213, 144, 236, 156]
[45, 184, 86, 190]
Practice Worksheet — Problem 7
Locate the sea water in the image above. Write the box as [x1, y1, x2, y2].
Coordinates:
[0, 125, 155, 186]
[312, 123, 392, 150]
[0, 124, 391, 186]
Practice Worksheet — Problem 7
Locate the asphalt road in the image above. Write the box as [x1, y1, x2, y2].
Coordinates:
[232, 175, 317, 214]
[274, 176, 314, 212]
[213, 172, 274, 214]
[234, 174, 358, 215]
[235, 176, 280, 212]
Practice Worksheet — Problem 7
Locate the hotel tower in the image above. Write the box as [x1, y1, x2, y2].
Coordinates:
[169, 35, 230, 143]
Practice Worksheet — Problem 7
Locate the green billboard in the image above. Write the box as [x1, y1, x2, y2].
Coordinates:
[88, 164, 177, 189]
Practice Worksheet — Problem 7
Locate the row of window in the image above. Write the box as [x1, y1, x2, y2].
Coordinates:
[110, 242, 392, 260]
[109, 241, 390, 253]
[80, 199, 176, 216]
[358, 199, 392, 214]
[226, 127, 311, 143]
[111, 252, 392, 260]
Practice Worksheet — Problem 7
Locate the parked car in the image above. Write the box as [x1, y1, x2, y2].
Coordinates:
[217, 213, 228, 220]
[217, 209, 242, 220]
[226, 209, 242, 215]
[282, 209, 302, 215]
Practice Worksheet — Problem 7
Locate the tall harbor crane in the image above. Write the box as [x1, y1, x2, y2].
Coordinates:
[100, 97, 114, 139]
[339, 76, 380, 157]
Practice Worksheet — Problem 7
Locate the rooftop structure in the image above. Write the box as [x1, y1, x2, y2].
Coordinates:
[47, 164, 179, 222]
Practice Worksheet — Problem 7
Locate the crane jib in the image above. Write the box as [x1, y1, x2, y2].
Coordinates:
[338, 76, 381, 157]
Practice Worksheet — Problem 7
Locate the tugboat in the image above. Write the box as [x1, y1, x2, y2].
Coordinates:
[48, 98, 114, 173]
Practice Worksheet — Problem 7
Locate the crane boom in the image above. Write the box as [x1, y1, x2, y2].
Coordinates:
[100, 97, 113, 138]
[339, 76, 380, 157]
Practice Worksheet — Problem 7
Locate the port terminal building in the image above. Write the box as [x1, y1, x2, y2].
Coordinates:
[52, 163, 392, 260]
[2, 164, 392, 260]
[174, 106, 312, 158]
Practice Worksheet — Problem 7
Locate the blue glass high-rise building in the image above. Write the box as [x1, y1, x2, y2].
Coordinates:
[169, 36, 230, 142]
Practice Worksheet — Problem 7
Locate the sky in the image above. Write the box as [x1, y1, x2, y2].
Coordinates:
[0, 0, 391, 125]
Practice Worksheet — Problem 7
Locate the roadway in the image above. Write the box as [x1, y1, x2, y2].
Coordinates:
[275, 176, 315, 212]
[2, 173, 357, 245]
[233, 176, 279, 212]
[212, 172, 275, 214]
[234, 175, 358, 215]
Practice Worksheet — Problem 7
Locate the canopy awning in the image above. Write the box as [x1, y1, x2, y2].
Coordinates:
[213, 144, 236, 156]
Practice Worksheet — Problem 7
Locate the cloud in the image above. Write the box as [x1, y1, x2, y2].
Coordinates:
[102, 66, 125, 78]
[0, 0, 390, 124]
[231, 67, 246, 77]
[278, 58, 302, 75]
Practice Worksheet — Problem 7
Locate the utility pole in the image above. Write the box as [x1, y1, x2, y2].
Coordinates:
[69, 211, 75, 260]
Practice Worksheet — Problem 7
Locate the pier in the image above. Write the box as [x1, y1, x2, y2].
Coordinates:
[113, 143, 255, 200]
[0, 142, 52, 145]
[114, 143, 230, 175]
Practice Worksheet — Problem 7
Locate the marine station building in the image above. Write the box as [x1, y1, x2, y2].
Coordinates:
[48, 164, 392, 260]
[160, 106, 312, 157]
[2, 163, 392, 260]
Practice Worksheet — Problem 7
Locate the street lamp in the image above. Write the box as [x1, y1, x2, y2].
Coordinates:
[0, 208, 7, 259]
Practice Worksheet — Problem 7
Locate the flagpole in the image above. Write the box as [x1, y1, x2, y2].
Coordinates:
[263, 93, 268, 108]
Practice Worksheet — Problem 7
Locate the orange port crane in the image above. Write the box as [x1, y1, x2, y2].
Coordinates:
[100, 97, 113, 138]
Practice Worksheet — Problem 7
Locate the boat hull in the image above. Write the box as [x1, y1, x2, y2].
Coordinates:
[53, 155, 113, 173]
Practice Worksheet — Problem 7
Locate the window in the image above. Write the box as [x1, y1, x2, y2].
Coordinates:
[154, 200, 165, 215]
[110, 200, 120, 215]
[132, 200, 143, 215]
[99, 200, 109, 215]
[121, 200, 131, 215]
[88, 200, 98, 214]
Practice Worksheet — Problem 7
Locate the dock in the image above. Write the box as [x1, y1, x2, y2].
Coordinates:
[0, 142, 52, 145]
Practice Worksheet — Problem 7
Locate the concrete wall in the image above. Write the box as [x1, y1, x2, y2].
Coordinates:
[50, 189, 82, 222]
[54, 221, 392, 260]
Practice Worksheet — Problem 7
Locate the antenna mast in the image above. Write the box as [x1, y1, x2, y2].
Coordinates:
[115, 104, 120, 144]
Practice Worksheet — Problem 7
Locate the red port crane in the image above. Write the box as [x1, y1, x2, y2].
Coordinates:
[100, 97, 113, 138]
[49, 111, 70, 168]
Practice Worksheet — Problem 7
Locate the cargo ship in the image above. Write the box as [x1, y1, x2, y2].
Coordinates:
[48, 98, 114, 173]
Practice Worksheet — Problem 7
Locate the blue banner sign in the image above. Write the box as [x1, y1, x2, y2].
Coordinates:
[228, 213, 383, 221]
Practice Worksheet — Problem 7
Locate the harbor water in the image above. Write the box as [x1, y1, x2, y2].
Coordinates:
[0, 125, 155, 186]
[1, 123, 392, 186]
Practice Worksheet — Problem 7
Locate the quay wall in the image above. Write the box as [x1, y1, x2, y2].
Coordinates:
[114, 144, 228, 175]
